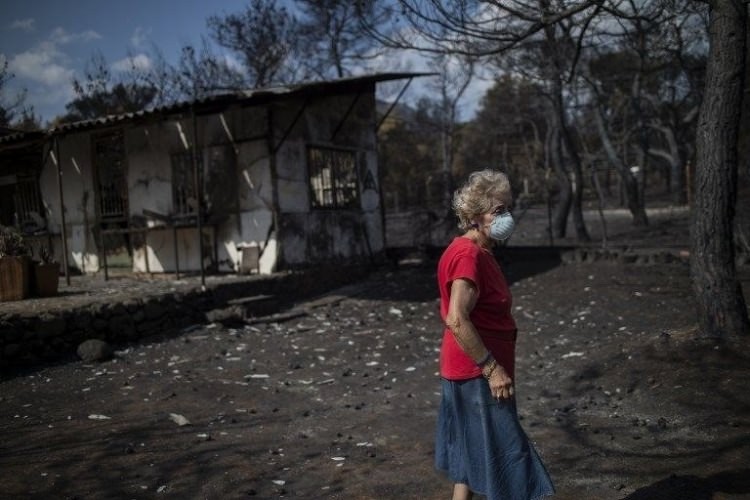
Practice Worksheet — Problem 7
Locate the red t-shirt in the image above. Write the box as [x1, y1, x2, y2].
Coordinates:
[438, 237, 517, 380]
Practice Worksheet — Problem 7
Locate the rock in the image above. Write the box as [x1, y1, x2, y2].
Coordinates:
[205, 306, 244, 324]
[73, 312, 92, 330]
[123, 299, 142, 313]
[109, 316, 136, 339]
[169, 413, 191, 426]
[35, 315, 66, 339]
[88, 414, 112, 420]
[92, 318, 109, 331]
[110, 303, 128, 317]
[4, 343, 21, 357]
[0, 322, 21, 342]
[144, 302, 166, 320]
[136, 319, 161, 334]
[77, 339, 113, 362]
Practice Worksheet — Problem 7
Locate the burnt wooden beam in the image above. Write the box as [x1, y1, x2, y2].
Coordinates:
[376, 77, 414, 133]
[272, 98, 310, 154]
[330, 92, 363, 142]
[190, 106, 205, 289]
[142, 209, 171, 223]
[52, 137, 71, 286]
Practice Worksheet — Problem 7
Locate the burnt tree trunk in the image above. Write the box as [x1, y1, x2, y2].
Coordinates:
[542, 13, 589, 242]
[560, 111, 590, 242]
[690, 0, 750, 338]
[670, 160, 687, 205]
[548, 116, 572, 238]
[594, 108, 649, 226]
[651, 124, 687, 205]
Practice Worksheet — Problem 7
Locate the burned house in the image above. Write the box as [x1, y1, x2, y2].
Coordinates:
[0, 73, 427, 278]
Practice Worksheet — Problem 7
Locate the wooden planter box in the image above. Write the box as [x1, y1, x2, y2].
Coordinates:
[32, 262, 60, 297]
[0, 256, 31, 302]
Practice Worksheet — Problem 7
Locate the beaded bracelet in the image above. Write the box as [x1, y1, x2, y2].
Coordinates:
[482, 358, 498, 380]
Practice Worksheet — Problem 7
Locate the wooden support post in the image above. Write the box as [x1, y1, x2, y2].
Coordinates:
[99, 227, 108, 280]
[53, 138, 71, 285]
[143, 232, 151, 276]
[173, 226, 180, 280]
[546, 189, 554, 248]
[191, 107, 205, 288]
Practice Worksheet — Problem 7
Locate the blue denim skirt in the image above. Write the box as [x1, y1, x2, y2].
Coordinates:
[435, 377, 555, 500]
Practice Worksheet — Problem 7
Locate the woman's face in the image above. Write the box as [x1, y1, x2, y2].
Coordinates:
[472, 198, 510, 227]
[472, 198, 512, 235]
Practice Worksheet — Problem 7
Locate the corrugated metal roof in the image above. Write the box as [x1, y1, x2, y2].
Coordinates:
[0, 130, 46, 147]
[0, 72, 434, 147]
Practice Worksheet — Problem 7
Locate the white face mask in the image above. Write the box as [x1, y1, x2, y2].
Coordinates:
[489, 211, 515, 241]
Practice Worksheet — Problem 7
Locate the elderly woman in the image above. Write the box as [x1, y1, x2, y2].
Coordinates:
[435, 169, 554, 500]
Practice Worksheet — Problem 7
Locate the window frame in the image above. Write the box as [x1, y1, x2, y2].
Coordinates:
[92, 130, 129, 222]
[306, 145, 360, 210]
[170, 151, 201, 216]
[0, 172, 46, 233]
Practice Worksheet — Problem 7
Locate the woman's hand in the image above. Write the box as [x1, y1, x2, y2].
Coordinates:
[488, 365, 514, 400]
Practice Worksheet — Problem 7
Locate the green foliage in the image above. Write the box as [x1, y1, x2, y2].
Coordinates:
[11, 108, 43, 131]
[458, 76, 548, 202]
[59, 52, 157, 123]
[64, 83, 156, 122]
[583, 45, 706, 202]
[0, 226, 30, 258]
[35, 244, 55, 264]
[0, 60, 17, 128]
[173, 0, 385, 96]
[295, 0, 383, 79]
[207, 0, 300, 88]
[169, 42, 246, 100]
[378, 99, 444, 211]
[0, 60, 39, 130]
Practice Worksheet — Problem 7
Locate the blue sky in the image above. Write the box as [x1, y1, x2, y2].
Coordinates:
[1, 1, 486, 125]
[0, 0, 255, 122]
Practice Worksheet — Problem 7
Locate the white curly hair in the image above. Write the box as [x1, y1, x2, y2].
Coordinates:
[452, 169, 513, 231]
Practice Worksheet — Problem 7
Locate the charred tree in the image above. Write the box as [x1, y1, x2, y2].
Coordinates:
[593, 107, 649, 226]
[560, 102, 590, 241]
[548, 116, 573, 238]
[690, 0, 749, 338]
[543, 13, 590, 241]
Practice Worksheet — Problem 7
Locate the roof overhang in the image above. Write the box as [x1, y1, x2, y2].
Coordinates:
[0, 72, 437, 150]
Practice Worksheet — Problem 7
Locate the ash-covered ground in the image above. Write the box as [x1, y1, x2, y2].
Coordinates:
[2, 201, 750, 499]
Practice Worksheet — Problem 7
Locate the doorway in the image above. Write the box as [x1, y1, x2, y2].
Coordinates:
[93, 130, 132, 270]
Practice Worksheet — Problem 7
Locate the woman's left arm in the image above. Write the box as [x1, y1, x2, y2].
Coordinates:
[445, 278, 514, 399]
[444, 278, 489, 363]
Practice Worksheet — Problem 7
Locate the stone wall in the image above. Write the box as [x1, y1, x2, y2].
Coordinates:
[0, 264, 371, 373]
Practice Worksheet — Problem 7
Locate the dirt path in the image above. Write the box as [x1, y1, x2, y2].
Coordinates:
[1, 254, 749, 499]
